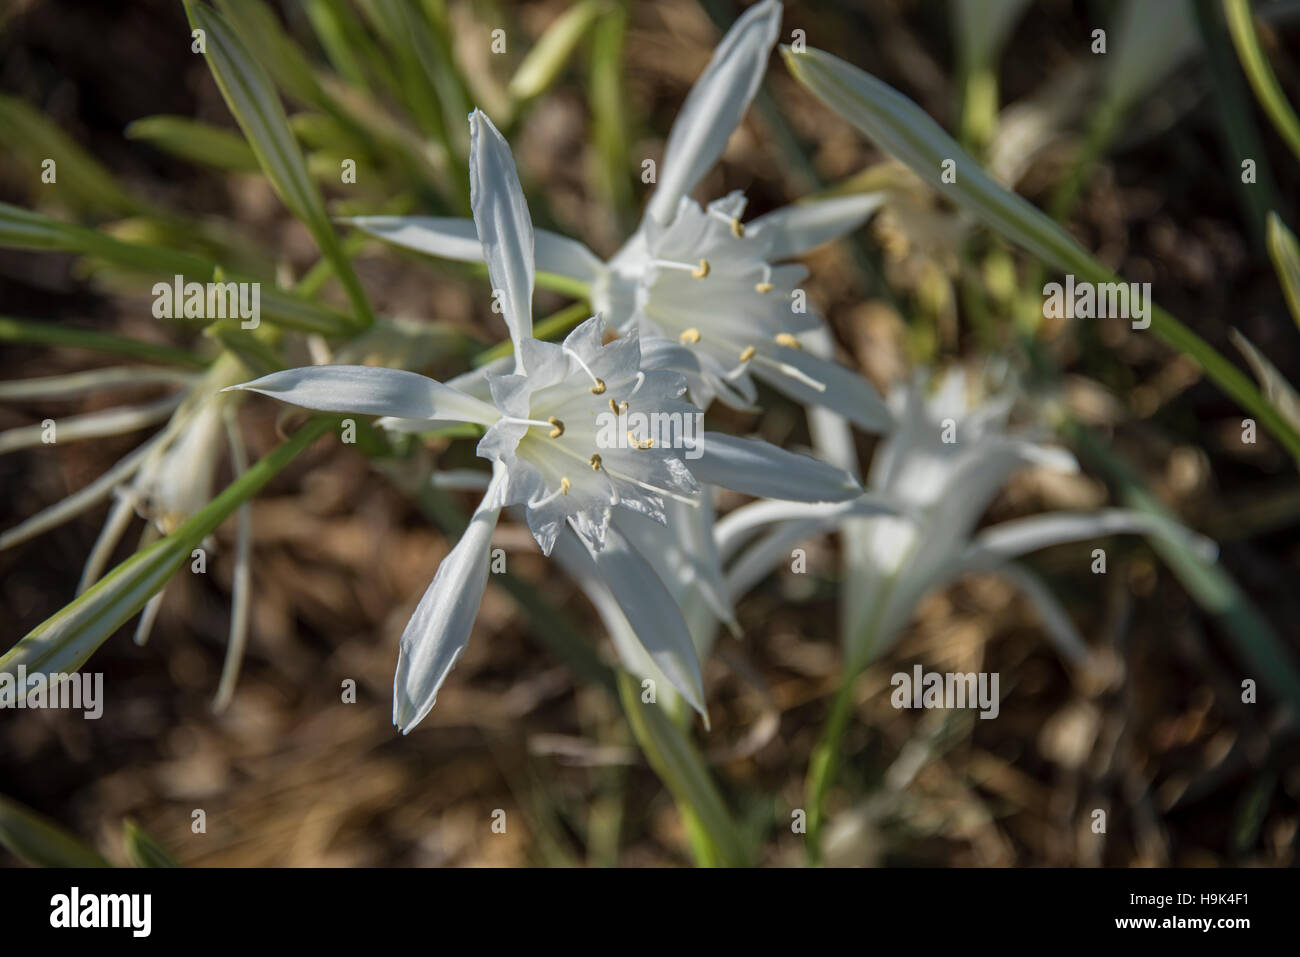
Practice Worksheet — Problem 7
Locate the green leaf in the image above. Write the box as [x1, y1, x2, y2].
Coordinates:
[0, 94, 143, 216]
[783, 44, 1300, 466]
[123, 819, 179, 868]
[1231, 329, 1300, 433]
[1266, 212, 1300, 332]
[0, 795, 110, 868]
[0, 316, 209, 367]
[1224, 0, 1300, 164]
[125, 115, 259, 171]
[0, 418, 332, 687]
[615, 671, 749, 867]
[185, 1, 374, 326]
[509, 0, 606, 103]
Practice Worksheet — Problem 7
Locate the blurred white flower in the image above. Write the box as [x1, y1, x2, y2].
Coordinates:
[229, 111, 863, 732]
[720, 368, 1216, 667]
[345, 0, 891, 431]
[0, 353, 254, 709]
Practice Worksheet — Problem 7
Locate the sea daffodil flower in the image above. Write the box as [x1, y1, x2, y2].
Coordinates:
[227, 111, 864, 732]
[717, 369, 1217, 667]
[344, 0, 890, 431]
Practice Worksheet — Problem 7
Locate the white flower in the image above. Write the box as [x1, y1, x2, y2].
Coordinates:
[227, 110, 864, 732]
[0, 354, 255, 708]
[344, 0, 891, 431]
[718, 368, 1217, 666]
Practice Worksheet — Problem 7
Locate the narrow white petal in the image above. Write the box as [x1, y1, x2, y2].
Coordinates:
[134, 589, 165, 647]
[346, 215, 604, 285]
[580, 520, 707, 720]
[214, 418, 253, 714]
[714, 494, 900, 562]
[0, 394, 183, 454]
[226, 365, 499, 425]
[76, 491, 138, 595]
[690, 431, 861, 502]
[725, 518, 825, 601]
[963, 508, 1217, 567]
[751, 345, 892, 434]
[645, 0, 783, 223]
[746, 193, 886, 261]
[0, 425, 174, 551]
[393, 466, 508, 733]
[992, 562, 1091, 665]
[0, 366, 197, 401]
[469, 110, 534, 368]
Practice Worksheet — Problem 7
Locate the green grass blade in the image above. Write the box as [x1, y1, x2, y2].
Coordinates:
[125, 115, 259, 171]
[123, 819, 180, 868]
[1224, 0, 1300, 164]
[0, 418, 332, 685]
[783, 44, 1300, 466]
[1267, 212, 1300, 332]
[0, 795, 110, 868]
[0, 316, 208, 367]
[185, 1, 374, 326]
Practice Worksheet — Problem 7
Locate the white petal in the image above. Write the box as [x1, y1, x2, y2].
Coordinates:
[579, 519, 707, 720]
[76, 491, 138, 595]
[469, 109, 534, 368]
[746, 193, 886, 261]
[963, 508, 1217, 567]
[0, 394, 182, 454]
[226, 365, 500, 425]
[714, 494, 900, 562]
[213, 417, 253, 714]
[0, 425, 173, 551]
[690, 431, 861, 502]
[346, 215, 605, 285]
[644, 0, 783, 224]
[991, 562, 1091, 665]
[725, 518, 825, 601]
[393, 467, 508, 733]
[751, 344, 892, 433]
[0, 366, 197, 401]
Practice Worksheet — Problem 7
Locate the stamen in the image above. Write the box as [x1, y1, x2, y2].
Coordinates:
[755, 264, 774, 294]
[589, 453, 602, 470]
[529, 477, 574, 509]
[561, 345, 607, 394]
[627, 372, 647, 399]
[708, 208, 746, 237]
[653, 257, 709, 278]
[547, 416, 565, 438]
[739, 345, 756, 362]
[500, 415, 561, 432]
[608, 398, 619, 415]
[679, 328, 701, 345]
[627, 431, 655, 450]
[753, 354, 826, 392]
[774, 333, 803, 350]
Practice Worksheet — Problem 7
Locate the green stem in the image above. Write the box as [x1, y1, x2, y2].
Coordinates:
[0, 316, 210, 368]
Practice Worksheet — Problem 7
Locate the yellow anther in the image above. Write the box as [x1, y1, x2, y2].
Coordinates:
[560, 477, 572, 495]
[691, 258, 710, 279]
[589, 453, 603, 470]
[755, 282, 774, 294]
[628, 431, 655, 450]
[731, 218, 745, 238]
[589, 378, 607, 395]
[774, 333, 803, 349]
[547, 416, 565, 438]
[739, 345, 757, 362]
[608, 398, 619, 415]
[679, 327, 701, 345]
